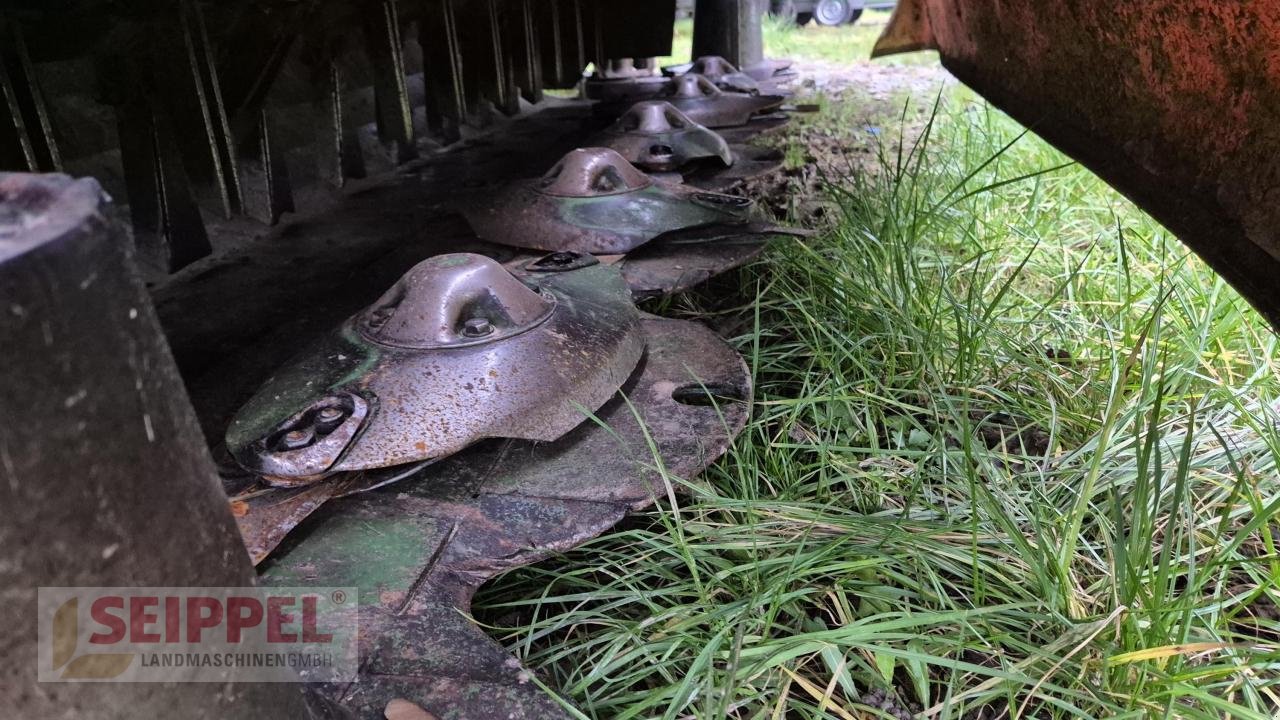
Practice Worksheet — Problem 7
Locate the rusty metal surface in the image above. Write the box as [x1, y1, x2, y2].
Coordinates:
[659, 73, 785, 128]
[537, 145, 653, 195]
[234, 393, 373, 482]
[617, 221, 814, 298]
[493, 226, 804, 300]
[618, 234, 769, 300]
[874, 0, 1280, 331]
[684, 144, 786, 192]
[228, 461, 438, 565]
[591, 100, 733, 171]
[460, 147, 756, 254]
[256, 315, 752, 718]
[226, 253, 643, 481]
[230, 480, 353, 564]
[356, 253, 556, 349]
[664, 55, 761, 93]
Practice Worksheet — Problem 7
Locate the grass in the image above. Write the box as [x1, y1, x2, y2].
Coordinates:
[474, 18, 1280, 720]
[662, 12, 930, 68]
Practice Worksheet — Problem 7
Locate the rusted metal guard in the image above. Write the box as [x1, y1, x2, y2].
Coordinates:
[875, 0, 1280, 331]
[256, 316, 752, 719]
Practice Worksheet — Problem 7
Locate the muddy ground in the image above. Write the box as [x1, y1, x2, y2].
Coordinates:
[746, 58, 953, 221]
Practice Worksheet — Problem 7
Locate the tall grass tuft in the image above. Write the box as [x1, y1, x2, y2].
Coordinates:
[474, 86, 1280, 719]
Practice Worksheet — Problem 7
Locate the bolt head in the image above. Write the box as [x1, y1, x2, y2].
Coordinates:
[278, 427, 315, 450]
[462, 317, 494, 337]
[313, 405, 347, 434]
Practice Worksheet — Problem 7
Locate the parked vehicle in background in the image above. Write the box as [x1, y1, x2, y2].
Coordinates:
[769, 0, 896, 26]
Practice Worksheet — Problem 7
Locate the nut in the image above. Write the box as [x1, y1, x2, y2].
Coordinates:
[462, 317, 494, 338]
[278, 427, 315, 451]
[314, 406, 347, 433]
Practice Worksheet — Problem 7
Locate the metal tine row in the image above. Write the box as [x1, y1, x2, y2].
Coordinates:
[0, 0, 653, 276]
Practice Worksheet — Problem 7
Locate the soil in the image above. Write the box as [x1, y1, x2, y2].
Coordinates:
[745, 59, 953, 222]
[797, 59, 951, 101]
